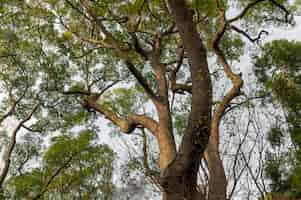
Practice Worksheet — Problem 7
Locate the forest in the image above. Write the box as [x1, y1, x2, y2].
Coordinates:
[0, 0, 301, 200]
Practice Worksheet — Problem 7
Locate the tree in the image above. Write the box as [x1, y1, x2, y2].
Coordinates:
[0, 0, 299, 200]
[255, 40, 301, 199]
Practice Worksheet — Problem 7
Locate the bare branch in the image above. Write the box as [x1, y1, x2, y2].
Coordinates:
[231, 25, 268, 43]
[124, 60, 157, 100]
[61, 90, 91, 96]
[228, 0, 293, 24]
[94, 80, 120, 98]
[223, 95, 266, 116]
[228, 117, 251, 200]
[241, 150, 265, 198]
[269, 0, 293, 23]
[21, 125, 43, 133]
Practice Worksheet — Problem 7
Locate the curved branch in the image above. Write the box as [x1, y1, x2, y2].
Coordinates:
[228, 0, 293, 24]
[83, 97, 159, 135]
[230, 25, 268, 43]
[212, 11, 243, 124]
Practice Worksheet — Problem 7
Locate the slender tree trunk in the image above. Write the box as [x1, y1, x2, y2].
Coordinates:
[205, 130, 227, 200]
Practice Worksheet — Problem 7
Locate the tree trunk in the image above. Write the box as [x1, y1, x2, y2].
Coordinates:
[162, 169, 205, 200]
[161, 0, 212, 199]
[205, 141, 227, 200]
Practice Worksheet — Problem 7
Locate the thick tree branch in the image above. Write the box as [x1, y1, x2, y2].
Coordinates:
[150, 33, 169, 101]
[169, 0, 212, 164]
[82, 97, 159, 135]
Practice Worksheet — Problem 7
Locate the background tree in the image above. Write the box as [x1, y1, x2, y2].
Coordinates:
[255, 40, 301, 199]
[5, 130, 115, 200]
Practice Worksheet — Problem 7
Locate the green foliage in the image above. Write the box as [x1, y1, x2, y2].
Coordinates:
[7, 130, 115, 200]
[255, 40, 301, 198]
[101, 86, 148, 115]
[220, 32, 245, 61]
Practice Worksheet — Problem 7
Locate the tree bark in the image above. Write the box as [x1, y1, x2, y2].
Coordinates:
[161, 0, 212, 199]
[205, 125, 227, 200]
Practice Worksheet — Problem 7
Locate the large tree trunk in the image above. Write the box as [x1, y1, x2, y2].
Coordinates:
[161, 0, 212, 199]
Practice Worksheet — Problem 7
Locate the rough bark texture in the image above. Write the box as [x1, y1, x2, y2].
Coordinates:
[160, 0, 212, 199]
